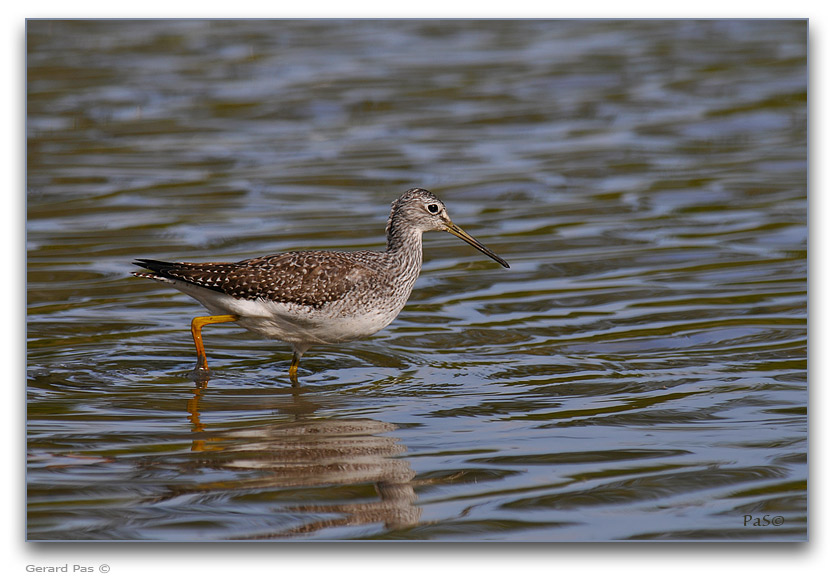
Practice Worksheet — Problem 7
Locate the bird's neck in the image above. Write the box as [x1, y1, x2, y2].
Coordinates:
[385, 223, 424, 278]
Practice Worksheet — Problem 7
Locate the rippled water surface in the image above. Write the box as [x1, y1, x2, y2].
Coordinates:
[27, 20, 807, 541]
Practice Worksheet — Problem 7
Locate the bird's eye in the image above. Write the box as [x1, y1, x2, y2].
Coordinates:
[426, 203, 440, 214]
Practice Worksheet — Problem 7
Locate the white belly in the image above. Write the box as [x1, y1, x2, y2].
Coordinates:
[171, 279, 408, 347]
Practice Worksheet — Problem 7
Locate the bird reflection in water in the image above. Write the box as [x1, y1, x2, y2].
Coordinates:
[181, 375, 421, 537]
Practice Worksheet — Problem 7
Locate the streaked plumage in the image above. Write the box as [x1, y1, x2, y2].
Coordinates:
[133, 188, 509, 377]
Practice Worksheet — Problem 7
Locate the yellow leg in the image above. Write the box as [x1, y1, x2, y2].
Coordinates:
[289, 351, 301, 379]
[190, 315, 238, 372]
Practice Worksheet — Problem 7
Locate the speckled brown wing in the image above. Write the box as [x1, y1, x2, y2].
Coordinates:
[221, 252, 381, 308]
[133, 253, 379, 309]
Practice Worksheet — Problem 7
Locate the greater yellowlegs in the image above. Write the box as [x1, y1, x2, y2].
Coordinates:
[133, 188, 509, 377]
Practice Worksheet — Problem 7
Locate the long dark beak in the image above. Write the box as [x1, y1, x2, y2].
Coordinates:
[444, 221, 510, 268]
